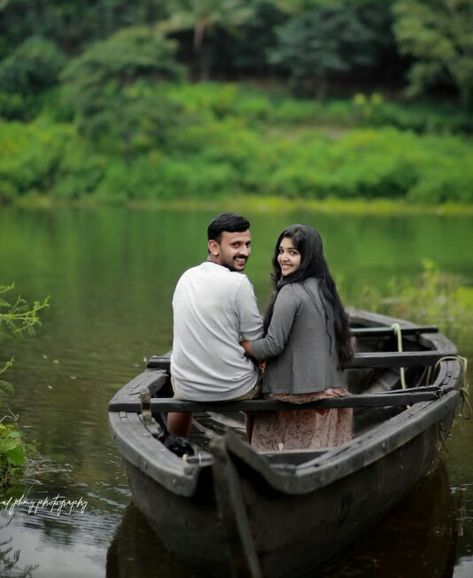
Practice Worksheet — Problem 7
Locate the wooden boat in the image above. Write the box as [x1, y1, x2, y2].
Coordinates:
[108, 310, 462, 578]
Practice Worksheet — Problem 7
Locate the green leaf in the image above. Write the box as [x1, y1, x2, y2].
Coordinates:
[6, 445, 25, 466]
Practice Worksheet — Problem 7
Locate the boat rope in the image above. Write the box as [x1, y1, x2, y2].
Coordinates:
[391, 323, 406, 389]
[429, 355, 471, 420]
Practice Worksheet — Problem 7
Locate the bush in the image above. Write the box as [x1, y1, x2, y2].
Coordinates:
[0, 120, 71, 197]
[61, 28, 185, 159]
[0, 37, 66, 96]
[357, 260, 473, 339]
[0, 83, 472, 205]
[52, 147, 107, 199]
[95, 154, 240, 201]
[0, 423, 26, 486]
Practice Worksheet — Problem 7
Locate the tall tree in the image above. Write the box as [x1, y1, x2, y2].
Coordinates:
[61, 26, 184, 162]
[393, 0, 473, 108]
[160, 0, 255, 79]
[269, 2, 375, 98]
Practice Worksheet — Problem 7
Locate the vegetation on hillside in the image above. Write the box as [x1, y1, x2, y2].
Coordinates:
[1, 83, 472, 205]
[0, 0, 472, 206]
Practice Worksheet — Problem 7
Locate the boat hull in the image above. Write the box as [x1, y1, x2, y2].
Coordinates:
[123, 403, 456, 578]
[108, 311, 462, 577]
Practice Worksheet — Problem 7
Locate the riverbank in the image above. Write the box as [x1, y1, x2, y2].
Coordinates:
[9, 193, 473, 217]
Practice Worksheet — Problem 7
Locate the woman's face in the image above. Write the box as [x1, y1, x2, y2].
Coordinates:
[277, 236, 301, 277]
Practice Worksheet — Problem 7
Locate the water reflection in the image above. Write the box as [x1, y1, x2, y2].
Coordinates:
[0, 207, 472, 576]
[106, 505, 195, 578]
[107, 464, 455, 578]
[0, 516, 38, 578]
[321, 463, 456, 578]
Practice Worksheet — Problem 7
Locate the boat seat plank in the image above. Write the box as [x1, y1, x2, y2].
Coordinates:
[109, 389, 439, 413]
[146, 349, 455, 372]
[348, 350, 456, 368]
[350, 325, 438, 337]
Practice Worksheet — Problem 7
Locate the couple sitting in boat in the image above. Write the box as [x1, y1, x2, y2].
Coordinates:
[168, 212, 353, 450]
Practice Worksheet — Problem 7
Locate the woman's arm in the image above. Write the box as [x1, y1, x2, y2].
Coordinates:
[248, 286, 299, 361]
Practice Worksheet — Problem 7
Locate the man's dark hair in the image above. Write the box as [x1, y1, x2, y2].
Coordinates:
[207, 213, 250, 242]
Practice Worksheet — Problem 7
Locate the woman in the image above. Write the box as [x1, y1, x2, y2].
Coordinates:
[241, 224, 353, 451]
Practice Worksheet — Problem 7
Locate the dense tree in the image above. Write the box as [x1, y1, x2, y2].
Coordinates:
[0, 37, 66, 96]
[61, 26, 185, 161]
[192, 1, 286, 79]
[269, 2, 376, 97]
[160, 0, 256, 79]
[393, 0, 473, 108]
[0, 0, 170, 57]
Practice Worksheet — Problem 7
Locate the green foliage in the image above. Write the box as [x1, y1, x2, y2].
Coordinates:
[393, 0, 473, 109]
[95, 153, 240, 201]
[0, 284, 49, 389]
[0, 37, 66, 96]
[0, 423, 26, 485]
[0, 0, 170, 58]
[269, 3, 376, 97]
[351, 93, 473, 134]
[0, 91, 29, 121]
[61, 26, 184, 159]
[1, 83, 473, 204]
[0, 284, 47, 489]
[61, 26, 183, 90]
[0, 119, 72, 200]
[358, 260, 473, 339]
[162, 0, 255, 78]
[52, 146, 107, 200]
[0, 284, 48, 344]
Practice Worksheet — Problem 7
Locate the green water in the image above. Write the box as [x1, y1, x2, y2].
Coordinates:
[0, 206, 472, 578]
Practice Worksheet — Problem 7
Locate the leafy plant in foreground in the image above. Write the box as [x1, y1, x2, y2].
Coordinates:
[0, 284, 48, 487]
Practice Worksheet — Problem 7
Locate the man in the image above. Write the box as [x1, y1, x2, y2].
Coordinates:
[168, 213, 263, 437]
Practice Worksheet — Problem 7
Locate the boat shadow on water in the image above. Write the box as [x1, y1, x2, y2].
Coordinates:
[106, 462, 456, 578]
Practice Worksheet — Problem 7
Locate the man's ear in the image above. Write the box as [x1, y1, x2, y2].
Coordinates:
[208, 239, 219, 256]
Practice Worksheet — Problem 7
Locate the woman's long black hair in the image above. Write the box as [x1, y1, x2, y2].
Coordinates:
[263, 224, 353, 367]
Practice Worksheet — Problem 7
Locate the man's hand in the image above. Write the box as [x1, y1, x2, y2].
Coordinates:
[240, 340, 252, 356]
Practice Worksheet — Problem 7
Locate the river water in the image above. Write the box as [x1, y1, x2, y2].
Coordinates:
[0, 206, 472, 578]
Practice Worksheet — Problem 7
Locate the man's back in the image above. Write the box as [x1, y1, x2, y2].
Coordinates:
[171, 261, 263, 401]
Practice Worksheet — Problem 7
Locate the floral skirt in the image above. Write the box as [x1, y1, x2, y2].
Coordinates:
[251, 388, 352, 451]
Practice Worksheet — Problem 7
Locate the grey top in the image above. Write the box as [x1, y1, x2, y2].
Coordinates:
[250, 278, 347, 394]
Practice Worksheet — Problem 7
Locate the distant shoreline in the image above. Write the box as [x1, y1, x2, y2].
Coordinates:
[8, 195, 473, 217]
